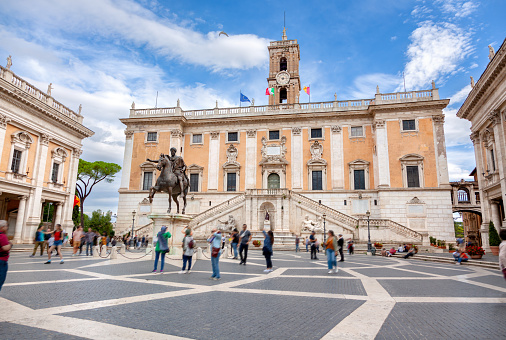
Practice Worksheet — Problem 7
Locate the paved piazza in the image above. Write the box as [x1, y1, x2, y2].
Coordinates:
[1, 250, 505, 340]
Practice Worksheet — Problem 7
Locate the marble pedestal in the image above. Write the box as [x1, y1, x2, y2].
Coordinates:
[148, 213, 193, 255]
[264, 220, 271, 231]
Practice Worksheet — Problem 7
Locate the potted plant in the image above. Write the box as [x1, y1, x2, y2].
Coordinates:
[252, 240, 262, 247]
[374, 242, 383, 248]
[437, 239, 441, 248]
[466, 245, 485, 259]
[489, 221, 501, 256]
[448, 243, 455, 253]
[440, 240, 446, 249]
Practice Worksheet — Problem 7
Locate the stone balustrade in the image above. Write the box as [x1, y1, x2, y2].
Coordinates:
[188, 194, 246, 228]
[0, 65, 83, 123]
[129, 89, 439, 120]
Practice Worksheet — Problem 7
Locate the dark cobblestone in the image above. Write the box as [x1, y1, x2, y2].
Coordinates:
[60, 292, 364, 340]
[468, 274, 506, 287]
[79, 260, 179, 276]
[236, 277, 367, 295]
[7, 259, 105, 271]
[376, 303, 506, 340]
[134, 271, 247, 285]
[5, 270, 95, 284]
[281, 268, 354, 277]
[1, 279, 186, 309]
[352, 267, 431, 277]
[378, 279, 506, 297]
[398, 264, 472, 276]
[0, 322, 87, 340]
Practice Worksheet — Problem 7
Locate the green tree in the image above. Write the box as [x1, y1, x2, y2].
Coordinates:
[489, 221, 501, 247]
[84, 210, 114, 236]
[454, 221, 464, 238]
[76, 159, 121, 228]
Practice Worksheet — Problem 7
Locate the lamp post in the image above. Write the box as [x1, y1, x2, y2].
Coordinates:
[322, 213, 327, 243]
[366, 210, 372, 254]
[131, 210, 136, 247]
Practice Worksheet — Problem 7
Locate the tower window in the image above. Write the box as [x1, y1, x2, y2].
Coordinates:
[406, 166, 420, 188]
[350, 126, 364, 137]
[312, 171, 323, 190]
[279, 88, 287, 104]
[280, 57, 287, 71]
[402, 119, 416, 131]
[192, 134, 202, 144]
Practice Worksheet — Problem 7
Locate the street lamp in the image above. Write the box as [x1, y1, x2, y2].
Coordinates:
[322, 213, 327, 243]
[131, 210, 136, 246]
[366, 210, 372, 254]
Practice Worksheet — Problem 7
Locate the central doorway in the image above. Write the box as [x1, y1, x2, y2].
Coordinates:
[268, 173, 280, 189]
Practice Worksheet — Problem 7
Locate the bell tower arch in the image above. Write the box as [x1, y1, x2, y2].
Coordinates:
[267, 28, 301, 105]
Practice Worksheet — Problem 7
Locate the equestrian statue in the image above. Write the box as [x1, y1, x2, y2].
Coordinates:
[146, 147, 189, 214]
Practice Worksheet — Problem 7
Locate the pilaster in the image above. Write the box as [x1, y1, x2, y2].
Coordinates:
[13, 196, 27, 243]
[120, 130, 134, 189]
[489, 110, 506, 221]
[291, 127, 303, 189]
[207, 131, 220, 191]
[245, 130, 257, 189]
[0, 113, 11, 160]
[330, 125, 344, 189]
[432, 115, 450, 186]
[374, 120, 390, 188]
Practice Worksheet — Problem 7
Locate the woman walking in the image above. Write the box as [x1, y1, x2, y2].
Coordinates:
[208, 229, 222, 280]
[324, 230, 338, 274]
[262, 229, 274, 273]
[44, 224, 64, 264]
[153, 226, 171, 273]
[179, 228, 194, 274]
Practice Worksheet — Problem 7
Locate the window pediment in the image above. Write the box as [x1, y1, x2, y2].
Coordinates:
[11, 131, 33, 148]
[187, 164, 204, 171]
[223, 161, 241, 170]
[51, 147, 68, 162]
[140, 161, 157, 170]
[399, 154, 424, 162]
[349, 159, 370, 166]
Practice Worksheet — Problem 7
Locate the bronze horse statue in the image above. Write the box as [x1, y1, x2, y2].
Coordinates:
[148, 154, 189, 214]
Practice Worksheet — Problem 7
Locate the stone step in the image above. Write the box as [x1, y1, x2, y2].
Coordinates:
[390, 253, 499, 269]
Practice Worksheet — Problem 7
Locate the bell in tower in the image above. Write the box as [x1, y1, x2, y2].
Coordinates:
[267, 28, 301, 105]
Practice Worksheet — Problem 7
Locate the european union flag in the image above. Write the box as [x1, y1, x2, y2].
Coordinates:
[240, 92, 251, 103]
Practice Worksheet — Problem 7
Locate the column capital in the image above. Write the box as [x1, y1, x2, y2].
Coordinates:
[470, 131, 480, 144]
[124, 130, 134, 140]
[246, 129, 256, 138]
[331, 125, 342, 133]
[373, 120, 385, 129]
[210, 131, 220, 139]
[18, 195, 27, 201]
[171, 129, 183, 138]
[40, 133, 51, 146]
[0, 113, 11, 129]
[292, 127, 301, 135]
[72, 148, 83, 157]
[488, 110, 500, 126]
[432, 114, 445, 124]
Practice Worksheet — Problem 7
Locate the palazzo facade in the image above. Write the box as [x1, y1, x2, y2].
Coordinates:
[117, 32, 454, 244]
[0, 61, 93, 243]
[457, 38, 506, 250]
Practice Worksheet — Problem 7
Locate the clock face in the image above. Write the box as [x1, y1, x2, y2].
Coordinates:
[276, 71, 290, 85]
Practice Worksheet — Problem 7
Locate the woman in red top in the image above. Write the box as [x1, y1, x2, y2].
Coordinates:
[45, 224, 64, 264]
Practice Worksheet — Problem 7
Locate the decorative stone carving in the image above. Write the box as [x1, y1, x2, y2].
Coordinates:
[260, 136, 288, 163]
[210, 131, 219, 139]
[408, 197, 424, 204]
[51, 147, 68, 162]
[218, 215, 236, 232]
[40, 133, 51, 146]
[432, 115, 445, 124]
[246, 129, 256, 138]
[431, 80, 436, 89]
[331, 125, 341, 133]
[470, 76, 475, 88]
[470, 131, 480, 144]
[140, 197, 150, 204]
[488, 45, 495, 61]
[131, 101, 135, 109]
[487, 110, 500, 126]
[125, 130, 134, 139]
[47, 83, 53, 96]
[376, 85, 380, 94]
[171, 129, 183, 138]
[301, 215, 323, 233]
[78, 104, 82, 115]
[310, 141, 323, 160]
[292, 127, 301, 135]
[0, 113, 11, 129]
[226, 144, 238, 162]
[11, 131, 33, 149]
[374, 120, 385, 129]
[72, 148, 83, 157]
[6, 55, 12, 70]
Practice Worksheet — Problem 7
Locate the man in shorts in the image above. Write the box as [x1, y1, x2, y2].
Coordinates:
[45, 224, 64, 264]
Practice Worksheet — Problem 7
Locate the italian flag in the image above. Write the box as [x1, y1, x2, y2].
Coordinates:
[265, 88, 274, 96]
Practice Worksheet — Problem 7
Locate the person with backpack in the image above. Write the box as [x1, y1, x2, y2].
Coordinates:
[179, 228, 194, 274]
[153, 226, 171, 273]
[208, 229, 222, 280]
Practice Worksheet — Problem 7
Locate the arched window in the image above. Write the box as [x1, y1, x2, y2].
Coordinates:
[280, 57, 287, 71]
[268, 173, 280, 189]
[457, 188, 470, 203]
[279, 88, 287, 103]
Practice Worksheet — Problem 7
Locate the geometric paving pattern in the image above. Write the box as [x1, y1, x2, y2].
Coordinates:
[1, 250, 505, 339]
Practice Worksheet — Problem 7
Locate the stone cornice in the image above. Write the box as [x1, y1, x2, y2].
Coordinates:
[457, 38, 506, 120]
[368, 99, 449, 114]
[0, 85, 94, 138]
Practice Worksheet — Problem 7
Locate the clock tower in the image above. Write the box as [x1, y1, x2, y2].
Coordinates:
[267, 28, 301, 105]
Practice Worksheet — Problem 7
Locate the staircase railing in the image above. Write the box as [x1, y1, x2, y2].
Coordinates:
[358, 218, 423, 241]
[188, 194, 246, 228]
[290, 192, 358, 229]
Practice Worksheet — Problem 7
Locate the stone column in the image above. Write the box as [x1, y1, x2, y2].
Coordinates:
[432, 115, 450, 186]
[245, 130, 257, 189]
[291, 127, 303, 190]
[489, 111, 506, 222]
[207, 131, 220, 191]
[62, 148, 82, 230]
[330, 126, 344, 189]
[13, 196, 27, 243]
[471, 132, 490, 250]
[170, 129, 183, 154]
[490, 202, 502, 231]
[54, 202, 63, 226]
[374, 121, 390, 188]
[120, 131, 134, 189]
[0, 113, 11, 160]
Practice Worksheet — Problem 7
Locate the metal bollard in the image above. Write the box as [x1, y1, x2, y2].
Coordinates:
[93, 245, 100, 258]
[120, 244, 126, 254]
[110, 246, 117, 259]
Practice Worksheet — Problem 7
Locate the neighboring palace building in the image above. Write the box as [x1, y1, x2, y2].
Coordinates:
[0, 60, 94, 243]
[117, 31, 454, 245]
[457, 38, 506, 250]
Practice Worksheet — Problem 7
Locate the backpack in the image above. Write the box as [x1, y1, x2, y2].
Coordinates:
[188, 239, 195, 249]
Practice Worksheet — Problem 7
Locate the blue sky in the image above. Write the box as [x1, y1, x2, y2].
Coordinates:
[0, 0, 504, 215]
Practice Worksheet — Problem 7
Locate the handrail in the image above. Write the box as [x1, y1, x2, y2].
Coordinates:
[358, 218, 422, 241]
[188, 194, 246, 227]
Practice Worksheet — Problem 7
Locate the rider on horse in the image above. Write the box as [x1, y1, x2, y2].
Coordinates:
[168, 147, 188, 193]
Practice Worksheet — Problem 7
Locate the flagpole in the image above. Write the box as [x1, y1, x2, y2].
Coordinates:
[309, 84, 311, 103]
[240, 89, 241, 108]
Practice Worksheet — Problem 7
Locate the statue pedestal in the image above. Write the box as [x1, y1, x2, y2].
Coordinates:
[148, 213, 192, 255]
[264, 220, 271, 230]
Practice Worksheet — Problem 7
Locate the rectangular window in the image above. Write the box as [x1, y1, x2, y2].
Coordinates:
[192, 134, 202, 144]
[269, 130, 280, 140]
[51, 163, 60, 183]
[406, 166, 420, 188]
[147, 132, 157, 142]
[11, 149, 22, 173]
[351, 126, 363, 137]
[190, 173, 199, 192]
[312, 170, 323, 190]
[402, 119, 416, 131]
[227, 172, 237, 191]
[311, 128, 323, 139]
[227, 132, 238, 142]
[142, 172, 153, 190]
[491, 149, 496, 171]
[354, 169, 365, 190]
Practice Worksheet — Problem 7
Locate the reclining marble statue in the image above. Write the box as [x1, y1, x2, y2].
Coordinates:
[218, 215, 236, 232]
[301, 215, 323, 233]
[146, 147, 189, 214]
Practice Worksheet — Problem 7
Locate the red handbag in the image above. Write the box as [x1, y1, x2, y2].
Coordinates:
[211, 247, 220, 258]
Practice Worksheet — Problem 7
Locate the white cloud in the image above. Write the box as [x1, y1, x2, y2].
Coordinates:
[443, 108, 472, 147]
[348, 73, 402, 99]
[1, 0, 270, 71]
[469, 62, 478, 69]
[438, 0, 480, 18]
[447, 146, 476, 181]
[391, 36, 398, 41]
[449, 84, 472, 106]
[401, 21, 473, 90]
[411, 5, 433, 19]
